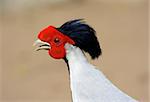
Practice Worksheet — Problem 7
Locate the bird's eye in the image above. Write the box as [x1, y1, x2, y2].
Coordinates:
[54, 38, 60, 43]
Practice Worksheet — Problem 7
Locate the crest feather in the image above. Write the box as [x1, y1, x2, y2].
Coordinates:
[57, 19, 102, 59]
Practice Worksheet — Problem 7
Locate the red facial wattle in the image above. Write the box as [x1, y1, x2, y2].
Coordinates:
[38, 26, 75, 59]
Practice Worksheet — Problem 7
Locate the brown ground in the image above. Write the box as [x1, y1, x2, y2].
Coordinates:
[0, 0, 148, 102]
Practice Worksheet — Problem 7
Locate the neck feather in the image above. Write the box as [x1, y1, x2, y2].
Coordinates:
[65, 43, 87, 62]
[64, 43, 137, 102]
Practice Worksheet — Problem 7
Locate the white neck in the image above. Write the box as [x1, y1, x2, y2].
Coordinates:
[65, 43, 137, 102]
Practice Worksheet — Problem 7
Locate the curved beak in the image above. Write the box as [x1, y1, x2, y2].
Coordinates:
[33, 39, 51, 51]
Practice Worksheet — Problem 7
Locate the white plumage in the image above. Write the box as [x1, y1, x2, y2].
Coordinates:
[34, 19, 138, 102]
[65, 43, 137, 102]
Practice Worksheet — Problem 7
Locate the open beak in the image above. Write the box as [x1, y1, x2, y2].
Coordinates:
[33, 39, 51, 51]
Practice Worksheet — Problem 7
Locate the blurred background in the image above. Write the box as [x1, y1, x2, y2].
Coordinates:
[0, 0, 148, 102]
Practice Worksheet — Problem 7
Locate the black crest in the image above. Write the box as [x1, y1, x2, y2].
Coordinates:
[57, 19, 102, 59]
